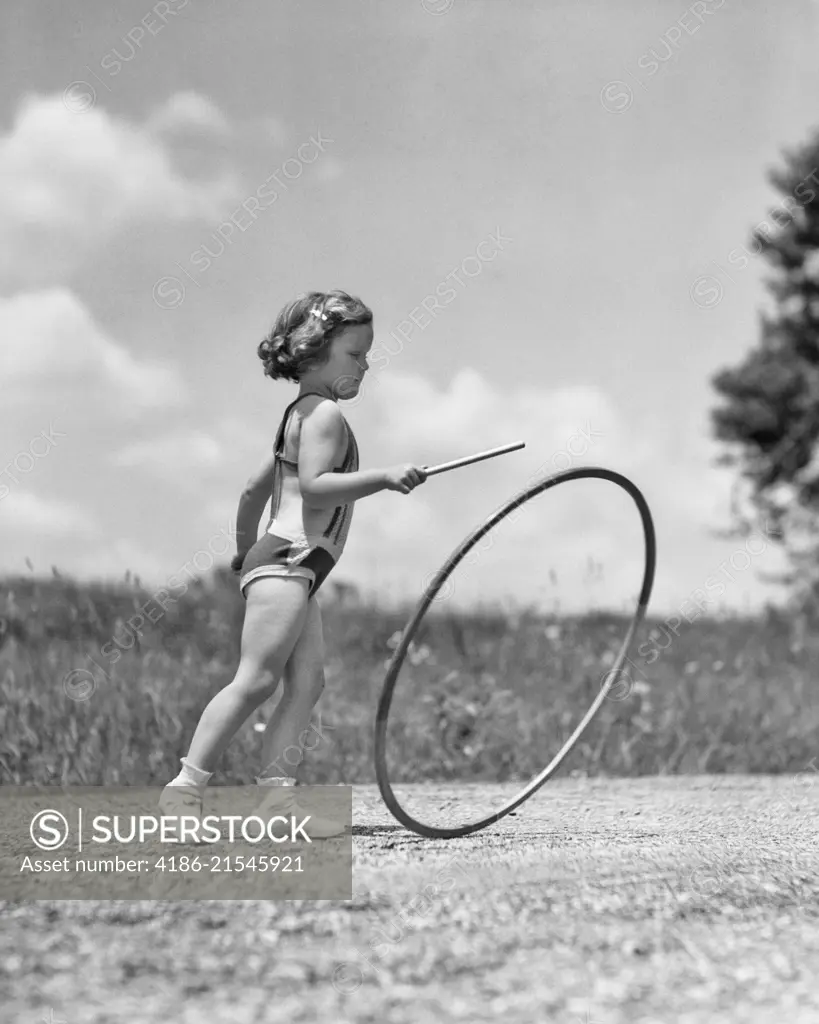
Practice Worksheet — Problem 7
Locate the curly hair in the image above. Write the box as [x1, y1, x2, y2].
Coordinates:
[257, 290, 373, 383]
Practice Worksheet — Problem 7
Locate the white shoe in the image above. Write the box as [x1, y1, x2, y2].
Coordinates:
[255, 785, 347, 840]
[158, 784, 205, 844]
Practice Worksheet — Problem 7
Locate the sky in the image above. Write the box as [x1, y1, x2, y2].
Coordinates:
[2, 0, 819, 617]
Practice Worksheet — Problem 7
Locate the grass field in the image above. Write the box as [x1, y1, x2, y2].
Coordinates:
[1, 571, 818, 786]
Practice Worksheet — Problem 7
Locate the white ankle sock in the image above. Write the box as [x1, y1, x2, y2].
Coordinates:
[168, 757, 213, 789]
[255, 775, 296, 787]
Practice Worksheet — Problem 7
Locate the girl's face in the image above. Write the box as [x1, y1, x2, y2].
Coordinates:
[317, 322, 374, 401]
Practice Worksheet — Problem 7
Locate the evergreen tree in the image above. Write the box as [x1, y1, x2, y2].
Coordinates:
[710, 133, 819, 603]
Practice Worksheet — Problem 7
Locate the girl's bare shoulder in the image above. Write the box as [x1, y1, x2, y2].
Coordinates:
[299, 394, 343, 418]
[298, 396, 345, 438]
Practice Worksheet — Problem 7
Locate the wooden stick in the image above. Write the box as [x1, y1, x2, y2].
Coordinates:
[423, 441, 526, 477]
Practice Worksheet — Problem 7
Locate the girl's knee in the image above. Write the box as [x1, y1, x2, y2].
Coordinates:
[236, 662, 281, 703]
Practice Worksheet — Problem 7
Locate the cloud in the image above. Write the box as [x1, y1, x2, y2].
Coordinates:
[0, 289, 187, 414]
[334, 367, 755, 613]
[110, 416, 262, 483]
[350, 366, 622, 482]
[146, 91, 231, 136]
[0, 93, 242, 287]
[0, 490, 97, 539]
[111, 430, 224, 478]
[335, 370, 633, 607]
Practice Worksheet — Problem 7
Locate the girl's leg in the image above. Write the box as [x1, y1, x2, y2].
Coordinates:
[257, 595, 326, 782]
[179, 575, 311, 774]
[253, 597, 346, 837]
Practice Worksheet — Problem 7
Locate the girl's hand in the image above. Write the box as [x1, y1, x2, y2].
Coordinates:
[382, 464, 428, 494]
[231, 553, 247, 574]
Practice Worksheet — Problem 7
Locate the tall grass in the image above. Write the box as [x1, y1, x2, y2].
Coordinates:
[1, 569, 817, 786]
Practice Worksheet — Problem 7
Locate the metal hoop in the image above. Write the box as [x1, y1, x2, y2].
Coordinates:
[374, 467, 657, 839]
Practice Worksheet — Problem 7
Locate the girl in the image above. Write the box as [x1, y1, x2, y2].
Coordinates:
[159, 290, 427, 836]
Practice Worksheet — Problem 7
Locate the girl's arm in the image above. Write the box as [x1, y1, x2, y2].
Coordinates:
[234, 451, 277, 557]
[299, 402, 387, 510]
[299, 401, 427, 510]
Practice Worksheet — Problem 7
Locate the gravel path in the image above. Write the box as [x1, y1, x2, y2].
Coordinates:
[2, 775, 818, 1024]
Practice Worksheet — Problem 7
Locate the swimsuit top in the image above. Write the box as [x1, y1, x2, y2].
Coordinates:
[267, 391, 359, 556]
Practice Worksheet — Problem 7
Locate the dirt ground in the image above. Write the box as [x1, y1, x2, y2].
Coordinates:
[2, 775, 819, 1024]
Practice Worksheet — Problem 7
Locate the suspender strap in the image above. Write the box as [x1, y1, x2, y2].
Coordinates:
[274, 391, 330, 466]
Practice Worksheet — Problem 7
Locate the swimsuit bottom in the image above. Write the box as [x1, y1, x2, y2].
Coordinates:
[238, 532, 337, 600]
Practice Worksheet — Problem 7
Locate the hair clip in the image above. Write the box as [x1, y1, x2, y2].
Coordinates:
[310, 308, 328, 322]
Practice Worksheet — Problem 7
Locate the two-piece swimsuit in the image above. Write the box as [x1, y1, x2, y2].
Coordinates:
[239, 392, 359, 600]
